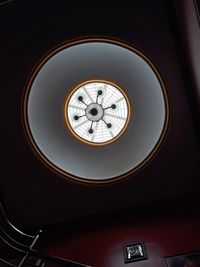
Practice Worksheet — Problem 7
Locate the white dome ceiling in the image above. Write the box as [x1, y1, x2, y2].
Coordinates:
[23, 38, 171, 184]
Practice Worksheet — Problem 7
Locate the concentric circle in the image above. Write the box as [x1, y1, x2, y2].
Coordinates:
[22, 37, 171, 184]
[64, 80, 131, 146]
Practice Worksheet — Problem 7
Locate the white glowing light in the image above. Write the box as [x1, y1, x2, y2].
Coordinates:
[65, 81, 130, 145]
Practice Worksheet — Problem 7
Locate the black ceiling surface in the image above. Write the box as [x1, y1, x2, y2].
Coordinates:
[197, 0, 200, 12]
[0, 0, 200, 228]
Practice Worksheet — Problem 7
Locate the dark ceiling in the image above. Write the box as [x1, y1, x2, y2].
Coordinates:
[0, 0, 200, 228]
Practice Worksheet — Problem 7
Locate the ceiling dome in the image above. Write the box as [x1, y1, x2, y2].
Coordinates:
[22, 38, 171, 184]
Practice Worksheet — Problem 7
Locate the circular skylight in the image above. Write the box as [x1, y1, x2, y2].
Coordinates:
[22, 38, 170, 184]
[64, 80, 131, 146]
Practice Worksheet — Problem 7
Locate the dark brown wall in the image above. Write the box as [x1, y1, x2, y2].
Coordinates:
[173, 0, 200, 129]
[39, 194, 200, 267]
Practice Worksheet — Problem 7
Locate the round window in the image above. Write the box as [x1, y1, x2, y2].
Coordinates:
[64, 80, 131, 146]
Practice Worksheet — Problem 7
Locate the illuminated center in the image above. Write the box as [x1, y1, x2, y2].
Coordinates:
[86, 103, 104, 122]
[64, 80, 130, 146]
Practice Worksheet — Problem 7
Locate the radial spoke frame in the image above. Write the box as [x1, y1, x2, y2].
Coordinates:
[64, 80, 131, 146]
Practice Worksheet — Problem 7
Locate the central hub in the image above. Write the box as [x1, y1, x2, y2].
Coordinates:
[90, 108, 98, 116]
[86, 103, 104, 122]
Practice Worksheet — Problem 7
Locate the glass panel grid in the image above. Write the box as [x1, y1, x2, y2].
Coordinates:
[65, 81, 130, 145]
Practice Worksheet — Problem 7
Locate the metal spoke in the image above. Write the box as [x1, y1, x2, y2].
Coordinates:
[83, 86, 93, 103]
[101, 119, 112, 128]
[109, 131, 114, 137]
[74, 119, 89, 129]
[88, 122, 94, 134]
[104, 113, 126, 120]
[74, 114, 86, 121]
[81, 100, 88, 106]
[103, 104, 116, 110]
[116, 97, 124, 103]
[100, 84, 107, 106]
[69, 105, 85, 111]
[95, 121, 99, 130]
